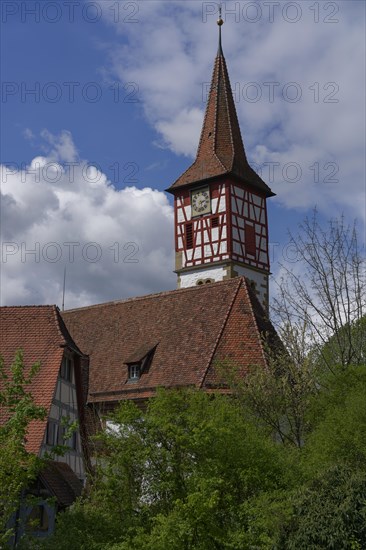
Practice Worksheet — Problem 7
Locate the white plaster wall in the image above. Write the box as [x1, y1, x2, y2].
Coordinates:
[231, 197, 238, 213]
[234, 186, 244, 199]
[218, 195, 226, 212]
[177, 208, 185, 223]
[179, 266, 227, 287]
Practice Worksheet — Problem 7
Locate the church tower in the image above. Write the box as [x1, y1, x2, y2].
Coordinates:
[166, 15, 275, 310]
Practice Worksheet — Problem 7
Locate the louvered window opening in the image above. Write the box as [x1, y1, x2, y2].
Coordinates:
[186, 223, 193, 249]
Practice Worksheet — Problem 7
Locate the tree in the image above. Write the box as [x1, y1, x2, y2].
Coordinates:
[272, 212, 366, 372]
[304, 365, 366, 472]
[215, 214, 365, 450]
[38, 389, 290, 549]
[277, 366, 366, 549]
[220, 349, 318, 448]
[0, 350, 46, 546]
[279, 465, 366, 549]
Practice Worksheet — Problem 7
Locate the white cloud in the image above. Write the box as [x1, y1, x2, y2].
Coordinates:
[0, 131, 175, 308]
[2, 2, 364, 308]
[99, 0, 365, 222]
[156, 108, 203, 157]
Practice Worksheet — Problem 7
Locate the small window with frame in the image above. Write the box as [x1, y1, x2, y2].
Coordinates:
[26, 504, 49, 532]
[128, 363, 140, 381]
[60, 357, 72, 382]
[46, 421, 57, 446]
[66, 431, 77, 450]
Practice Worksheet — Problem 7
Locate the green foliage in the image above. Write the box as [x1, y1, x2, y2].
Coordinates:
[0, 350, 46, 545]
[279, 465, 366, 549]
[304, 365, 366, 473]
[33, 354, 366, 548]
[219, 347, 319, 448]
[39, 389, 289, 549]
[23, 499, 124, 550]
[319, 316, 366, 371]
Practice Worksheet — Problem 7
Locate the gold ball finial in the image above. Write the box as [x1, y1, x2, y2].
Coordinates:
[217, 17, 224, 26]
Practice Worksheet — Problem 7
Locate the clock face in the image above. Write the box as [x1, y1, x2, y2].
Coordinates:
[191, 187, 211, 216]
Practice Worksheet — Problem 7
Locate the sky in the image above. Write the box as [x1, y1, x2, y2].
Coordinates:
[0, 0, 365, 309]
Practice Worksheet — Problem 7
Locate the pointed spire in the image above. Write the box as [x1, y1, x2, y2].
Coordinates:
[167, 15, 274, 197]
[217, 5, 223, 55]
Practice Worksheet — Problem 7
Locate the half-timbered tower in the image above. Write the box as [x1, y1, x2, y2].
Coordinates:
[167, 18, 275, 310]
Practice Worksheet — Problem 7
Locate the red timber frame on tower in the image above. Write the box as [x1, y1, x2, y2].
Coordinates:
[229, 182, 269, 272]
[167, 15, 275, 309]
[174, 176, 269, 276]
[175, 180, 228, 269]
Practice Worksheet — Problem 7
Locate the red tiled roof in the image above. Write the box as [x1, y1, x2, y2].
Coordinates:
[62, 278, 278, 404]
[0, 305, 81, 454]
[167, 50, 274, 197]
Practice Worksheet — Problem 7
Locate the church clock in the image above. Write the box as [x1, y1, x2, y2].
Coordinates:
[191, 187, 211, 217]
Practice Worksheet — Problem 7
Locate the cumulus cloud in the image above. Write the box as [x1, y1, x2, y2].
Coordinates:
[2, 2, 364, 308]
[0, 131, 175, 308]
[100, 0, 365, 222]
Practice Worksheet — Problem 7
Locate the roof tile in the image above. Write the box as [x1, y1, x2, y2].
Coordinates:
[167, 51, 274, 196]
[62, 278, 278, 404]
[0, 306, 82, 454]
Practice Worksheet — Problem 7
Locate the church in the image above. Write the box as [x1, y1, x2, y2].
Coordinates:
[0, 17, 279, 525]
[0, 15, 283, 542]
[61, 16, 278, 417]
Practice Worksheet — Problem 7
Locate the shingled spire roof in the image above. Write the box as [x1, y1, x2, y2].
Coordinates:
[167, 22, 274, 197]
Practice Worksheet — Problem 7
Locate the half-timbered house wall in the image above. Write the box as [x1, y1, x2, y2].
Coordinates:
[40, 352, 85, 481]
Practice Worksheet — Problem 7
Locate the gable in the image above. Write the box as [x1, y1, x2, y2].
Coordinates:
[0, 306, 86, 455]
[203, 283, 271, 388]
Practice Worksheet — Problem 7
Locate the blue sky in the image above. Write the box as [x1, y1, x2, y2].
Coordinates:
[1, 0, 365, 308]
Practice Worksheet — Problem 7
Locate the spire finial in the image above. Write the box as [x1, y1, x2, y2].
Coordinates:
[217, 4, 224, 55]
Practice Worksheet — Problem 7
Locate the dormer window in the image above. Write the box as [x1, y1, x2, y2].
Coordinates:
[125, 343, 158, 384]
[128, 363, 140, 381]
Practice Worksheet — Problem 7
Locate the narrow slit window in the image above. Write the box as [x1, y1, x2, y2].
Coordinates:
[60, 357, 72, 382]
[46, 421, 57, 446]
[186, 223, 193, 249]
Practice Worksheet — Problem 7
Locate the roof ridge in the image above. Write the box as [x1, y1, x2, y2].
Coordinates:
[63, 278, 241, 313]
[199, 277, 243, 388]
[214, 54, 230, 171]
[242, 279, 268, 366]
[221, 54, 235, 170]
[212, 58, 229, 172]
[52, 305, 68, 346]
[0, 304, 55, 309]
